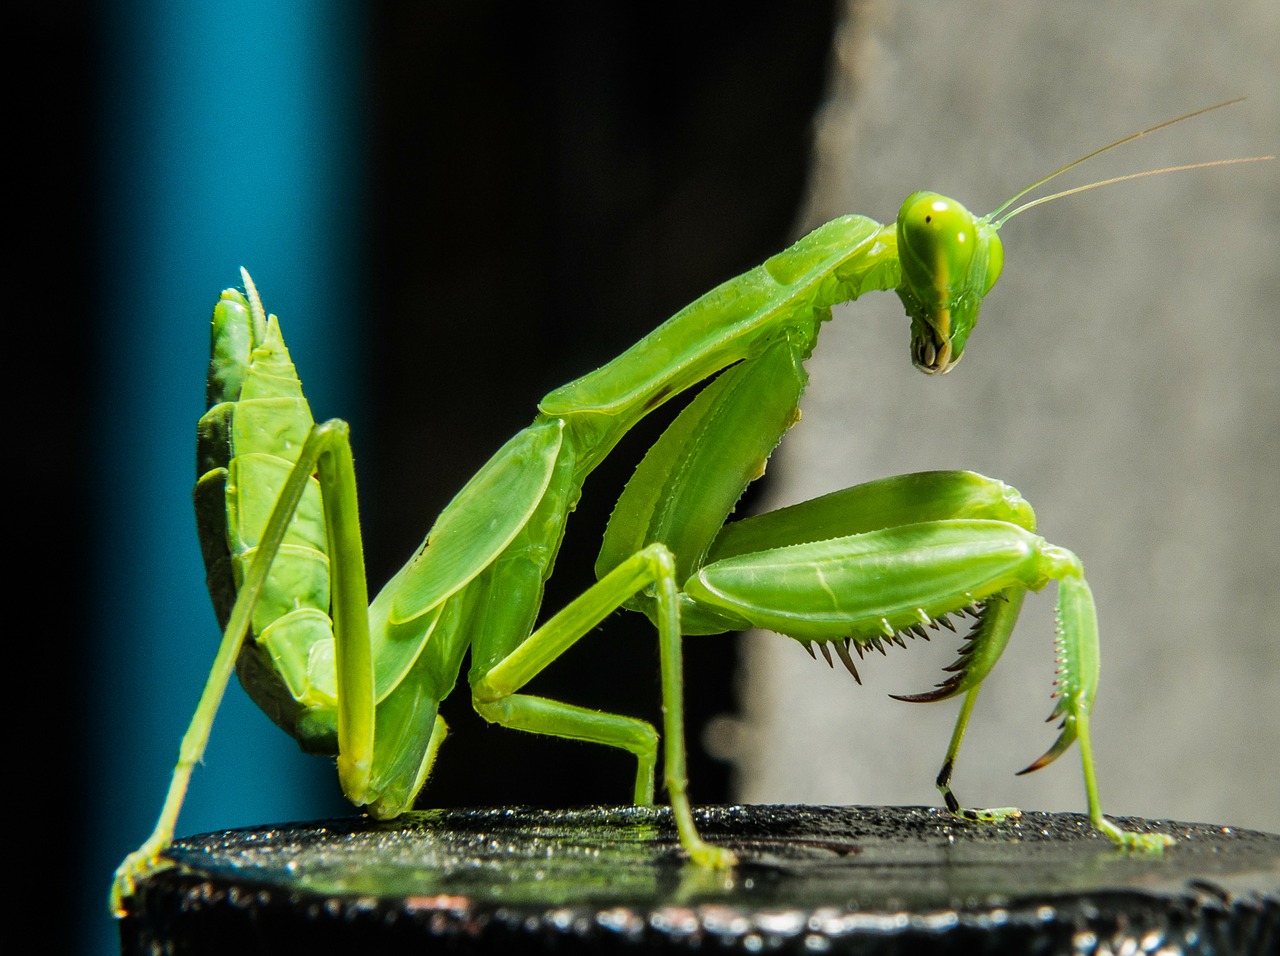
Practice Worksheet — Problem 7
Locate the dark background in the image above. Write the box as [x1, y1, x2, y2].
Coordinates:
[363, 4, 836, 808]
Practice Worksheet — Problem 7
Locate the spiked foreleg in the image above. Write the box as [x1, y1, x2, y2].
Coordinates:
[1016, 568, 1173, 850]
[709, 470, 1040, 818]
[900, 588, 1027, 824]
[684, 518, 1166, 849]
[596, 338, 810, 625]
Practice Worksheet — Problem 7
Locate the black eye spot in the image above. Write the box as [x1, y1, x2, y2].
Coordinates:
[924, 215, 932, 223]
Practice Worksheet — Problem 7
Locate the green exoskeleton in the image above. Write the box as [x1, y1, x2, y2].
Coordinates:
[112, 102, 1271, 914]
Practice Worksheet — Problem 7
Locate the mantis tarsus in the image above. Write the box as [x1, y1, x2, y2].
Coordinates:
[112, 101, 1271, 914]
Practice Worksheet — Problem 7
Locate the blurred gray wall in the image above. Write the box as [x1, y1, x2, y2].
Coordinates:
[729, 0, 1279, 833]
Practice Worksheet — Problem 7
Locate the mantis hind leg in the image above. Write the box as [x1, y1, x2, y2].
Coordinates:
[470, 542, 735, 868]
[111, 420, 377, 914]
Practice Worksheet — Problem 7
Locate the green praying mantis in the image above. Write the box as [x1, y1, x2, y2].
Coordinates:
[111, 100, 1271, 914]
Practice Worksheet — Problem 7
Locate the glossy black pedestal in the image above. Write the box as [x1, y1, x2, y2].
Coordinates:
[118, 805, 1280, 954]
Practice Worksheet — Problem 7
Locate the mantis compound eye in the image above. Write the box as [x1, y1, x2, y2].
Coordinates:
[982, 229, 1004, 295]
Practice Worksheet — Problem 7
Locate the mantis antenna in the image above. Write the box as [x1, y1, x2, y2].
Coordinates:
[987, 98, 1273, 227]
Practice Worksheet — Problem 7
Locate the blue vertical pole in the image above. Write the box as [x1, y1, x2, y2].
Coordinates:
[88, 3, 362, 951]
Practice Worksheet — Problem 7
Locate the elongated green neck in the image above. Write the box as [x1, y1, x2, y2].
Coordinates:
[788, 220, 901, 313]
[540, 218, 901, 477]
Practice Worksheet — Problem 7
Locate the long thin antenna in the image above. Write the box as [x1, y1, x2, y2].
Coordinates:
[985, 98, 1265, 224]
[994, 155, 1273, 226]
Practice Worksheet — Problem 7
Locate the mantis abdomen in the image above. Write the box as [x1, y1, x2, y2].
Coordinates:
[194, 287, 340, 753]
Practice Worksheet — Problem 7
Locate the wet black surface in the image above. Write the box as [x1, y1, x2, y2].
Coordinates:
[120, 805, 1280, 954]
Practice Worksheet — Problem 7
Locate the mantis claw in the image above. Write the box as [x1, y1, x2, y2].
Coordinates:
[955, 805, 1023, 824]
[110, 840, 175, 917]
[1096, 817, 1174, 852]
[687, 842, 738, 870]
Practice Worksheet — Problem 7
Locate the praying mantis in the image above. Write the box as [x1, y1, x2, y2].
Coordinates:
[111, 101, 1271, 915]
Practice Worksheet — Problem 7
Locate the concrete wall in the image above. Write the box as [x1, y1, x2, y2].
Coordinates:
[732, 0, 1278, 833]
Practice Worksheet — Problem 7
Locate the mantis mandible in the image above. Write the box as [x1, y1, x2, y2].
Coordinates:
[111, 101, 1271, 914]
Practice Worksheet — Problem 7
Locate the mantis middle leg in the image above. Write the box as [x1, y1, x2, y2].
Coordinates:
[470, 542, 737, 868]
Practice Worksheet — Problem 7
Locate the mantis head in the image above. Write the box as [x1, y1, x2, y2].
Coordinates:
[895, 192, 1003, 375]
[894, 100, 1271, 377]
